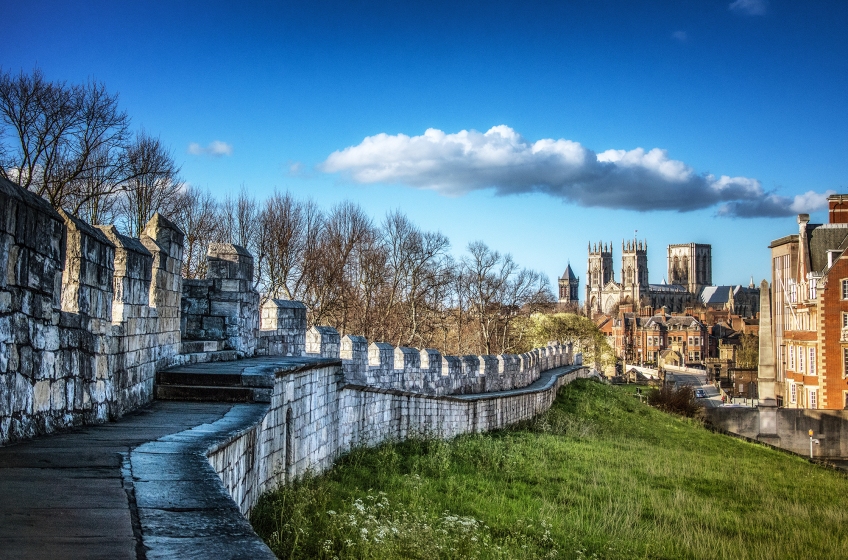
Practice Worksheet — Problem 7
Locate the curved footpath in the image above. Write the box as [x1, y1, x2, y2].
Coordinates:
[0, 401, 276, 560]
[0, 359, 594, 559]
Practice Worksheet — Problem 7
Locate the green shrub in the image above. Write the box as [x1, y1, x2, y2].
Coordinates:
[647, 384, 703, 417]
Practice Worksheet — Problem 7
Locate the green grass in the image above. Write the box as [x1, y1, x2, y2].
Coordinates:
[251, 380, 848, 559]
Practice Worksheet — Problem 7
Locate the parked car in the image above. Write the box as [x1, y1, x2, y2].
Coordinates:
[694, 389, 707, 398]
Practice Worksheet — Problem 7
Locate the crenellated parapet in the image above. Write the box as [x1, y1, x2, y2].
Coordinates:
[305, 326, 340, 358]
[258, 299, 307, 357]
[0, 175, 187, 445]
[301, 323, 574, 397]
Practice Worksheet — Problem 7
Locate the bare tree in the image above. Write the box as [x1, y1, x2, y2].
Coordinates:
[173, 186, 220, 278]
[0, 69, 129, 212]
[118, 131, 183, 236]
[459, 241, 554, 355]
[461, 242, 515, 354]
[220, 186, 260, 247]
[71, 145, 124, 225]
[309, 201, 374, 329]
[258, 191, 315, 299]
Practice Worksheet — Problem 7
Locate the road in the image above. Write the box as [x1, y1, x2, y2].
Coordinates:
[667, 371, 723, 408]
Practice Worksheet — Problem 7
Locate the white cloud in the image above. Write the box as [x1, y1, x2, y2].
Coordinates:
[188, 140, 233, 157]
[791, 190, 834, 213]
[672, 30, 688, 42]
[729, 0, 768, 16]
[322, 125, 830, 218]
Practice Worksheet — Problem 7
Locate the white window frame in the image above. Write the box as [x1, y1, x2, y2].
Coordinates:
[842, 279, 848, 300]
[798, 346, 804, 373]
[789, 345, 795, 370]
[810, 389, 818, 409]
[843, 347, 848, 377]
[790, 383, 797, 403]
[843, 312, 848, 329]
[809, 347, 816, 375]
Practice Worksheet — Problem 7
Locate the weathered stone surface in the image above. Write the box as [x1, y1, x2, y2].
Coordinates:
[1, 177, 186, 446]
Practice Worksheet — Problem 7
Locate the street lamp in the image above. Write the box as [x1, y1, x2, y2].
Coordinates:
[808, 429, 820, 459]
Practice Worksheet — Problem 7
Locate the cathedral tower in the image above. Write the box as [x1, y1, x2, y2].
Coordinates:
[621, 239, 649, 288]
[667, 243, 711, 295]
[586, 241, 613, 315]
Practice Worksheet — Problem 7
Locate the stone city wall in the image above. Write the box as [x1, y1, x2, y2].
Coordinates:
[205, 308, 580, 517]
[208, 359, 591, 516]
[0, 176, 184, 445]
[0, 175, 593, 530]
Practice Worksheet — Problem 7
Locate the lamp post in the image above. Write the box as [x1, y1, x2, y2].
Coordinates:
[808, 429, 820, 459]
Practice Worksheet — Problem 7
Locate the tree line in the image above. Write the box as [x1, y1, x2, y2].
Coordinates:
[0, 69, 183, 236]
[178, 187, 557, 356]
[0, 69, 614, 358]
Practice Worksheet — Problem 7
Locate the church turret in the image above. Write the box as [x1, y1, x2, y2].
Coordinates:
[558, 263, 579, 305]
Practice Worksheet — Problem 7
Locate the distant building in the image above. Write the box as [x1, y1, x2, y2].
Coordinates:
[668, 243, 712, 295]
[586, 239, 692, 315]
[607, 303, 708, 367]
[580, 239, 758, 369]
[767, 194, 848, 409]
[557, 263, 579, 305]
[584, 239, 758, 318]
[699, 283, 760, 318]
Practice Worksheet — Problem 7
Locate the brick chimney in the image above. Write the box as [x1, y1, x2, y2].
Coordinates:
[828, 194, 848, 224]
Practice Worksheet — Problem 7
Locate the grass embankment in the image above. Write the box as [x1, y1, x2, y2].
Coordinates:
[251, 380, 848, 559]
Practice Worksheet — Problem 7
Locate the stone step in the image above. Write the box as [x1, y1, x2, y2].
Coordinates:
[157, 370, 244, 387]
[180, 340, 223, 354]
[178, 350, 241, 365]
[155, 384, 271, 403]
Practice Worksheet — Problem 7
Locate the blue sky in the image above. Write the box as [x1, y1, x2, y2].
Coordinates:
[4, 0, 847, 294]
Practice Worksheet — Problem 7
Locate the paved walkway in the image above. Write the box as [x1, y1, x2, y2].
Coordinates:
[0, 360, 591, 559]
[0, 401, 275, 560]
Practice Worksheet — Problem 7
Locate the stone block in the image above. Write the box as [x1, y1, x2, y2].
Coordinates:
[210, 300, 239, 318]
[368, 342, 394, 369]
[33, 379, 51, 412]
[202, 315, 225, 333]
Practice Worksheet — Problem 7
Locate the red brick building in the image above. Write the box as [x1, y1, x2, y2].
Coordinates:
[609, 304, 707, 367]
[769, 194, 848, 409]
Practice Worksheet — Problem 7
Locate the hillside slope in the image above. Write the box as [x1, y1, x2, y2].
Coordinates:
[252, 380, 848, 559]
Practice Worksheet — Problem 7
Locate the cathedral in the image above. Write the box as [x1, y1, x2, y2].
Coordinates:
[584, 240, 713, 315]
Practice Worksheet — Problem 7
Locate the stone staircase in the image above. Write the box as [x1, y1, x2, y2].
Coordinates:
[177, 340, 241, 364]
[155, 357, 274, 403]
